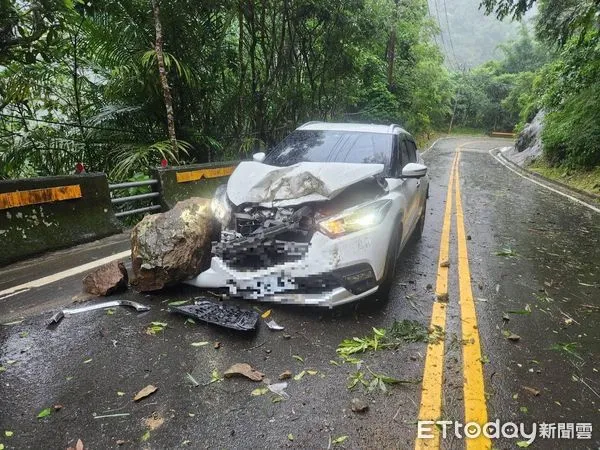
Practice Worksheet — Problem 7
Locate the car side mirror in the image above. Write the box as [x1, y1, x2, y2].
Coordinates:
[401, 163, 428, 178]
[252, 152, 266, 162]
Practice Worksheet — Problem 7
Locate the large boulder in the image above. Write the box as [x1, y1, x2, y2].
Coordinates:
[83, 261, 128, 296]
[131, 198, 214, 292]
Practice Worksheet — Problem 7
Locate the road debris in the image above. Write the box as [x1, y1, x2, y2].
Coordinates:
[146, 322, 167, 335]
[82, 261, 128, 296]
[214, 341, 221, 349]
[337, 320, 430, 357]
[265, 319, 284, 331]
[522, 386, 540, 396]
[93, 413, 130, 419]
[224, 363, 265, 381]
[267, 382, 289, 398]
[37, 408, 52, 419]
[186, 373, 200, 387]
[170, 299, 259, 331]
[279, 370, 292, 380]
[66, 439, 84, 450]
[350, 397, 369, 413]
[133, 384, 158, 401]
[332, 436, 349, 445]
[439, 259, 450, 268]
[436, 292, 449, 302]
[47, 300, 150, 326]
[144, 412, 164, 430]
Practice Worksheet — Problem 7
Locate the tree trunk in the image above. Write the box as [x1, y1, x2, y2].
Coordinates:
[151, 0, 178, 159]
[386, 28, 396, 88]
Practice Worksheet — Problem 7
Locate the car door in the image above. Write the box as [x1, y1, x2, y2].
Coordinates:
[405, 138, 426, 213]
[393, 136, 419, 245]
[401, 137, 421, 238]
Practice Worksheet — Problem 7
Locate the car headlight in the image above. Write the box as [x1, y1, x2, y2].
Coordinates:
[318, 199, 392, 238]
[211, 184, 232, 226]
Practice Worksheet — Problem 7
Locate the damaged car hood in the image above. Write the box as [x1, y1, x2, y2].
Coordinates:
[227, 161, 385, 207]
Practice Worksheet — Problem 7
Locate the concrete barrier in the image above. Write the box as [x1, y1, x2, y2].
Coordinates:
[0, 173, 121, 267]
[154, 161, 239, 209]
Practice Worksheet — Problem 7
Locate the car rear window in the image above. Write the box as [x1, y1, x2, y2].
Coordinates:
[264, 130, 393, 169]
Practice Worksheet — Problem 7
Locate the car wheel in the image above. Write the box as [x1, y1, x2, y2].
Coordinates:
[377, 226, 401, 299]
[415, 199, 427, 240]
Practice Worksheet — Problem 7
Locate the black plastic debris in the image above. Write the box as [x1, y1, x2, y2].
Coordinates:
[170, 299, 259, 331]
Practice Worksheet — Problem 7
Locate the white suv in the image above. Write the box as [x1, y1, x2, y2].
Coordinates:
[187, 122, 429, 307]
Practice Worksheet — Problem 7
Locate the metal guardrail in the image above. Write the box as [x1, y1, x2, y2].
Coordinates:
[108, 179, 162, 218]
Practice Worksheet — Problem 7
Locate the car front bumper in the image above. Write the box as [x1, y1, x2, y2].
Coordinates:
[185, 224, 394, 308]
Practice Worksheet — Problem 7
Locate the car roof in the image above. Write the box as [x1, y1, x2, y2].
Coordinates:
[296, 121, 409, 136]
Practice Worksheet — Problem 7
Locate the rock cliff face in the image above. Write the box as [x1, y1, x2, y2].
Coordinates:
[130, 198, 213, 292]
[511, 110, 545, 166]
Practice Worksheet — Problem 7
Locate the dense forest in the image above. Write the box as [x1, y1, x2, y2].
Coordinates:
[0, 0, 452, 180]
[0, 0, 598, 181]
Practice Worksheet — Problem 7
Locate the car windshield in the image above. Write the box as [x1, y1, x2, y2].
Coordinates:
[263, 130, 392, 169]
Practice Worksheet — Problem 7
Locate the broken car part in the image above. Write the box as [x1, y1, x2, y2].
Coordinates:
[169, 299, 259, 331]
[48, 300, 150, 326]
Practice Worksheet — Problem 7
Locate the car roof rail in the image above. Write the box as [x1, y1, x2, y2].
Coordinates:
[297, 121, 323, 129]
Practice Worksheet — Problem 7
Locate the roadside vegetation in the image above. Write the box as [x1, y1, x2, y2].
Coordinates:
[0, 0, 598, 183]
[0, 0, 452, 181]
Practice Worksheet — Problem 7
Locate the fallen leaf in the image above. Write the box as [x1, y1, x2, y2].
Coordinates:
[292, 355, 304, 363]
[307, 370, 318, 375]
[167, 300, 188, 306]
[106, 308, 115, 315]
[251, 387, 269, 396]
[37, 408, 52, 419]
[83, 358, 92, 364]
[516, 441, 530, 448]
[332, 435, 349, 444]
[293, 370, 306, 381]
[521, 386, 540, 396]
[224, 363, 264, 381]
[5, 431, 13, 437]
[191, 341, 209, 347]
[144, 413, 164, 431]
[140, 431, 150, 442]
[279, 370, 292, 380]
[117, 391, 125, 397]
[287, 433, 294, 441]
[133, 384, 158, 402]
[261, 309, 272, 319]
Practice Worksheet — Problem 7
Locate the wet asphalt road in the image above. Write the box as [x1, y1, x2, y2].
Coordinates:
[0, 137, 598, 450]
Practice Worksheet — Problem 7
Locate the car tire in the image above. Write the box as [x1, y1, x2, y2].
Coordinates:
[377, 225, 401, 300]
[415, 199, 427, 240]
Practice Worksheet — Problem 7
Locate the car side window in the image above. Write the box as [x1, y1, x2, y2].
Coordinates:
[399, 139, 410, 170]
[406, 139, 418, 163]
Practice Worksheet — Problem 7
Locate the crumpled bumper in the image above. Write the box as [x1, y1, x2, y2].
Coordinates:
[184, 226, 392, 308]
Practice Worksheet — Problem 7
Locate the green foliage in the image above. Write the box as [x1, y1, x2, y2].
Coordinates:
[542, 83, 600, 167]
[0, 0, 451, 179]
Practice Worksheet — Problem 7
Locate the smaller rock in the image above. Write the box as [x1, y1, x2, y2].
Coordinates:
[426, 283, 433, 290]
[83, 261, 128, 296]
[351, 398, 369, 413]
[467, 235, 472, 240]
[440, 260, 450, 268]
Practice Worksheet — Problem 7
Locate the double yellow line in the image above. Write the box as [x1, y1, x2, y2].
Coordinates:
[415, 145, 490, 450]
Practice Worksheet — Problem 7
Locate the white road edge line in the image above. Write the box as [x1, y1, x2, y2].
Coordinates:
[0, 250, 131, 298]
[420, 137, 448, 156]
[490, 147, 600, 214]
